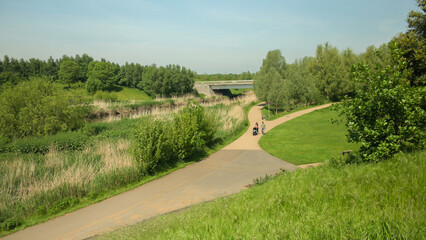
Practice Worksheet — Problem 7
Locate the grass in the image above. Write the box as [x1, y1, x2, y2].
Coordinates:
[0, 93, 256, 236]
[96, 150, 425, 239]
[259, 107, 359, 165]
[261, 103, 327, 121]
[110, 86, 151, 101]
[230, 88, 252, 96]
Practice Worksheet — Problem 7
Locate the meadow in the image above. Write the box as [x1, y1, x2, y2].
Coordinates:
[0, 92, 257, 235]
[260, 107, 359, 165]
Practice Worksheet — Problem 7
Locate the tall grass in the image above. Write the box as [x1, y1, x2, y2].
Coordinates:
[0, 92, 256, 234]
[0, 140, 140, 232]
[96, 150, 425, 240]
[100, 91, 257, 122]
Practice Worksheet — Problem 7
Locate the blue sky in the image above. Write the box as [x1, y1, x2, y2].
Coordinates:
[0, 0, 418, 73]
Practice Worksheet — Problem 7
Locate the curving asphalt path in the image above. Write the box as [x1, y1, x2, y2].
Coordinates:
[3, 103, 331, 240]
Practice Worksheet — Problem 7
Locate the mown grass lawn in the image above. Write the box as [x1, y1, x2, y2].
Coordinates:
[259, 107, 359, 165]
[96, 150, 425, 239]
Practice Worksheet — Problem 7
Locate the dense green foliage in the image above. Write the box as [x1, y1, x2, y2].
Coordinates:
[0, 78, 90, 139]
[253, 50, 288, 113]
[0, 132, 89, 154]
[58, 60, 80, 88]
[338, 44, 425, 162]
[391, 0, 426, 87]
[132, 102, 216, 174]
[253, 43, 390, 112]
[97, 150, 425, 240]
[309, 43, 355, 101]
[259, 107, 358, 165]
[0, 54, 196, 98]
[86, 61, 118, 94]
[337, 2, 426, 162]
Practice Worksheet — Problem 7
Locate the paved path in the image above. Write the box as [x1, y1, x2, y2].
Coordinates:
[3, 103, 331, 240]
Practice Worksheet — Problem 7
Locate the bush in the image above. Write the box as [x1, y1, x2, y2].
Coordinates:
[2, 132, 89, 154]
[82, 122, 111, 136]
[132, 101, 216, 175]
[0, 216, 23, 231]
[172, 101, 216, 160]
[132, 117, 174, 174]
[338, 43, 425, 162]
[48, 197, 80, 215]
[0, 78, 90, 139]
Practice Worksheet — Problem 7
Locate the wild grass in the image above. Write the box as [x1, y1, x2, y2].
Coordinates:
[0, 139, 141, 232]
[0, 92, 256, 235]
[259, 107, 359, 165]
[96, 150, 425, 240]
[101, 91, 257, 122]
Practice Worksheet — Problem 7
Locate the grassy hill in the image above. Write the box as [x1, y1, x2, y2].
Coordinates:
[96, 150, 424, 239]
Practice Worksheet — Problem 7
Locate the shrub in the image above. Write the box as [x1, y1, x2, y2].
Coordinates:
[132, 101, 216, 175]
[172, 101, 216, 160]
[0, 78, 90, 139]
[132, 117, 174, 174]
[0, 216, 23, 231]
[48, 197, 80, 215]
[338, 43, 425, 162]
[2, 132, 89, 154]
[82, 122, 111, 136]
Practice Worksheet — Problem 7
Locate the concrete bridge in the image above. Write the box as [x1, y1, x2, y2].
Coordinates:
[194, 80, 253, 95]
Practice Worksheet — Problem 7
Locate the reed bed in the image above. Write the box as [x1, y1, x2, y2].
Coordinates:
[103, 91, 257, 122]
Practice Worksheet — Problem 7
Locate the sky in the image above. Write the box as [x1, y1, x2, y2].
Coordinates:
[0, 0, 419, 74]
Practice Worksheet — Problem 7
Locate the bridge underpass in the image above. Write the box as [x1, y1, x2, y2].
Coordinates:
[194, 80, 253, 96]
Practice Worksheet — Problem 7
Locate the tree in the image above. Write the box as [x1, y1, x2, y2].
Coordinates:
[75, 54, 94, 82]
[267, 68, 287, 114]
[339, 44, 425, 162]
[308, 43, 354, 102]
[391, 0, 426, 87]
[254, 49, 287, 103]
[86, 61, 116, 94]
[407, 0, 426, 38]
[286, 57, 322, 106]
[58, 60, 80, 88]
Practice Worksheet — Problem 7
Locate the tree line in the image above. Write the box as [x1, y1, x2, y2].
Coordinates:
[0, 54, 196, 98]
[254, 42, 396, 113]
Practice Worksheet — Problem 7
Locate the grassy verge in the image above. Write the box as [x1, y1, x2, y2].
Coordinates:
[96, 150, 425, 239]
[259, 107, 359, 165]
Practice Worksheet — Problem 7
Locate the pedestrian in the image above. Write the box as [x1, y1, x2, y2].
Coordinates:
[253, 122, 259, 135]
[261, 121, 265, 134]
